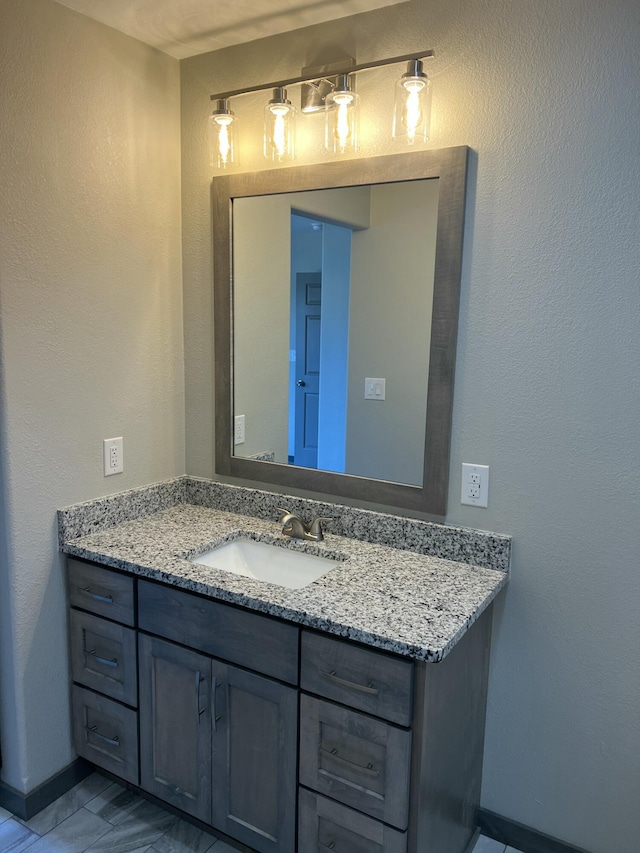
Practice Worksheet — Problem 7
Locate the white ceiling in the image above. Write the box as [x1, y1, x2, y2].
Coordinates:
[54, 0, 409, 59]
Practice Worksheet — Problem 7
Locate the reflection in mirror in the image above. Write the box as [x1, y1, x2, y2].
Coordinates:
[232, 179, 439, 487]
[213, 148, 468, 516]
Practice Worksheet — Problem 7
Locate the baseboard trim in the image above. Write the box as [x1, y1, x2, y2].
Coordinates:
[479, 809, 592, 853]
[0, 759, 92, 820]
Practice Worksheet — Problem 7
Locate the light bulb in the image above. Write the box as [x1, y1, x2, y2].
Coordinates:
[403, 79, 426, 142]
[215, 117, 232, 163]
[333, 93, 354, 149]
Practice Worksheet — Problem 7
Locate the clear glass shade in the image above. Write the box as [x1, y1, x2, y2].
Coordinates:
[207, 58, 434, 165]
[325, 77, 360, 154]
[393, 69, 432, 144]
[264, 89, 296, 161]
[209, 100, 236, 169]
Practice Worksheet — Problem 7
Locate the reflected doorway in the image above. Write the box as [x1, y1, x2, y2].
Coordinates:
[288, 215, 352, 472]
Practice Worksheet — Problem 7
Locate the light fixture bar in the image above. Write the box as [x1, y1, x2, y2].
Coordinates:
[209, 49, 434, 102]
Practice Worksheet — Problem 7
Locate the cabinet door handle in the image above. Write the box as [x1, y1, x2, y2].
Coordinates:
[211, 677, 223, 730]
[195, 671, 206, 720]
[88, 725, 120, 747]
[321, 747, 379, 778]
[322, 670, 379, 695]
[87, 649, 119, 668]
[320, 843, 336, 851]
[80, 587, 113, 605]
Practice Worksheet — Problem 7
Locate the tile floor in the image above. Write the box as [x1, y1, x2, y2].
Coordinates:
[0, 773, 234, 853]
[472, 834, 525, 853]
[0, 772, 525, 853]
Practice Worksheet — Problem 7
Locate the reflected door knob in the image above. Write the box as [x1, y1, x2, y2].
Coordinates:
[296, 380, 306, 387]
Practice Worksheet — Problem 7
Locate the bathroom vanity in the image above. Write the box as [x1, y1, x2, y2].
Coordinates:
[60, 478, 510, 853]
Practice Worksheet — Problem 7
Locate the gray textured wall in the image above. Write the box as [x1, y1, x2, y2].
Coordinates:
[181, 2, 640, 851]
[0, 0, 184, 790]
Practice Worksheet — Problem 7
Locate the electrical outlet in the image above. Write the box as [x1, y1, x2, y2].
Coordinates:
[234, 414, 245, 445]
[461, 463, 489, 507]
[103, 437, 124, 476]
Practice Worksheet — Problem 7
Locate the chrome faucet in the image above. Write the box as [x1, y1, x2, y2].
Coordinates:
[277, 509, 331, 542]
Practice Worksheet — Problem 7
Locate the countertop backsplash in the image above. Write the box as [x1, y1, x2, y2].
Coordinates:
[58, 476, 510, 573]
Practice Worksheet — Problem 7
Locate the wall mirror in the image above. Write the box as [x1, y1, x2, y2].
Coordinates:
[213, 146, 468, 515]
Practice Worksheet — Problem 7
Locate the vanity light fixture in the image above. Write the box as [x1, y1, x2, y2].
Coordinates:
[393, 59, 432, 144]
[324, 74, 359, 154]
[209, 98, 236, 169]
[264, 88, 296, 162]
[208, 49, 434, 168]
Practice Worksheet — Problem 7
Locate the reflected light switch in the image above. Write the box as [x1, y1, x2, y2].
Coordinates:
[364, 378, 386, 400]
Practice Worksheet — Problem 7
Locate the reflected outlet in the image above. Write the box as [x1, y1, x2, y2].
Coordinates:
[234, 415, 245, 445]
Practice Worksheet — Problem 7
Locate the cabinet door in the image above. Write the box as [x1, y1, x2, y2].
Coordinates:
[138, 634, 212, 823]
[211, 660, 298, 853]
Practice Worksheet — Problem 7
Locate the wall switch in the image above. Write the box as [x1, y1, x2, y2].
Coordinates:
[364, 378, 386, 400]
[103, 437, 123, 476]
[234, 414, 245, 445]
[461, 463, 489, 507]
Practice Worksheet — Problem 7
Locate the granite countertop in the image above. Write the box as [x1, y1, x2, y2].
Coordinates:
[60, 494, 509, 663]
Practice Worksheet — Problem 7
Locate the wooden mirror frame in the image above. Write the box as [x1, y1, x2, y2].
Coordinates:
[212, 146, 468, 516]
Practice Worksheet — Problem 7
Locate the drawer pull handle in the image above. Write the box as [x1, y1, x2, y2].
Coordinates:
[320, 843, 336, 851]
[323, 670, 380, 695]
[88, 725, 120, 747]
[81, 587, 113, 605]
[87, 650, 119, 668]
[322, 747, 379, 778]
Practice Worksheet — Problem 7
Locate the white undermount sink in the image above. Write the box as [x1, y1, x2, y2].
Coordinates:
[189, 537, 340, 590]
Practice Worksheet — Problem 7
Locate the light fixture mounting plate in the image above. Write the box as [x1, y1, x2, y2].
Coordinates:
[300, 58, 356, 113]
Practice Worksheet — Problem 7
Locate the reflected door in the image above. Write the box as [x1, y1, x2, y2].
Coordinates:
[293, 273, 321, 467]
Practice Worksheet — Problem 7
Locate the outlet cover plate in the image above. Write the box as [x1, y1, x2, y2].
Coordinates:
[103, 437, 123, 476]
[461, 463, 489, 507]
[234, 414, 245, 445]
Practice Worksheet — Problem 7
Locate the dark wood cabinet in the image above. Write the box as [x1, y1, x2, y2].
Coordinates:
[68, 557, 492, 853]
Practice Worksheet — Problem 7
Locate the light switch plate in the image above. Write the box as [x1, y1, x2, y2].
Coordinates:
[364, 378, 386, 400]
[461, 463, 489, 507]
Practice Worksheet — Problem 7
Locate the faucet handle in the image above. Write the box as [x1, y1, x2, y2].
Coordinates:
[277, 507, 294, 523]
[308, 517, 331, 539]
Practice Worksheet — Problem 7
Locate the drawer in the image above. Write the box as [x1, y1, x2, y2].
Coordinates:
[70, 610, 137, 706]
[72, 685, 138, 784]
[68, 559, 135, 626]
[138, 580, 299, 685]
[301, 631, 414, 726]
[299, 694, 412, 830]
[299, 788, 407, 853]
